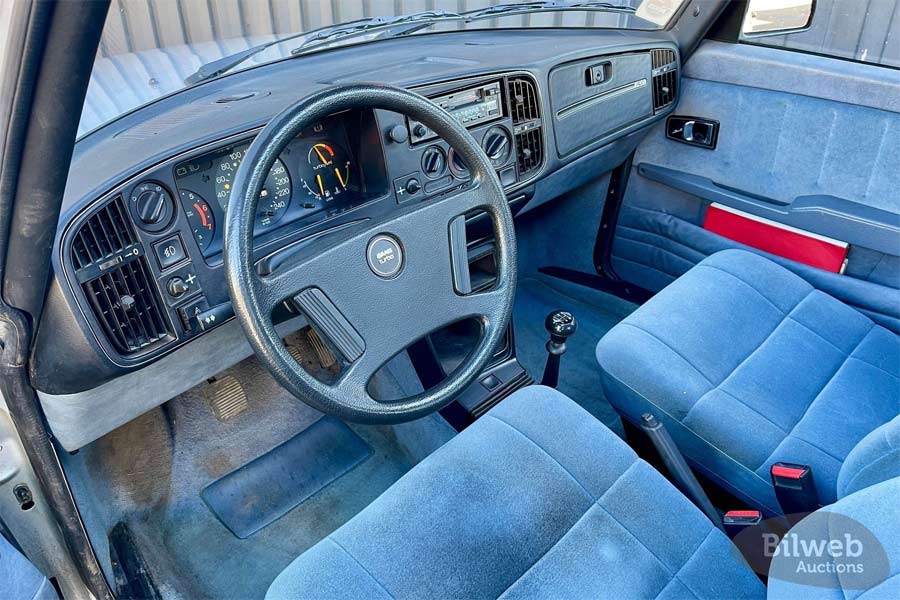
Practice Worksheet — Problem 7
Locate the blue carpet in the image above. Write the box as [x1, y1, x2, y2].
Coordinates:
[513, 274, 636, 435]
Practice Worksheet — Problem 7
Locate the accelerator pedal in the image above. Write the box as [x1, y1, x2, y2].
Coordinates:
[306, 327, 337, 369]
[205, 375, 248, 422]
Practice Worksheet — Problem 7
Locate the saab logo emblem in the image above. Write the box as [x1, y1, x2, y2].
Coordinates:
[367, 235, 403, 279]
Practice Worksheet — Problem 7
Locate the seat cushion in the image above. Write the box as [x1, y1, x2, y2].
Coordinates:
[596, 249, 900, 514]
[267, 386, 764, 599]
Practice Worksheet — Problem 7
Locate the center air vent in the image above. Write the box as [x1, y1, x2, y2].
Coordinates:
[650, 49, 678, 112]
[507, 76, 544, 178]
[70, 197, 173, 356]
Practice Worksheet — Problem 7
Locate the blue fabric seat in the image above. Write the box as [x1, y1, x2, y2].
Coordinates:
[268, 386, 765, 599]
[596, 249, 900, 514]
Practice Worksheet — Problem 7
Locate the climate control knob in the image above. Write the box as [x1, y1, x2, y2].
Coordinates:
[482, 126, 512, 167]
[421, 146, 446, 178]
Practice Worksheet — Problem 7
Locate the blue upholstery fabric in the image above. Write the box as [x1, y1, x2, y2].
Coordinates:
[596, 249, 900, 514]
[837, 416, 900, 499]
[0, 534, 56, 600]
[768, 477, 900, 600]
[267, 386, 764, 599]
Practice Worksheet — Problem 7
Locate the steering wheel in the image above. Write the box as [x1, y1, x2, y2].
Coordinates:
[224, 83, 516, 423]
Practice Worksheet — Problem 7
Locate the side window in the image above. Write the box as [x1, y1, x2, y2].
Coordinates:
[740, 0, 900, 68]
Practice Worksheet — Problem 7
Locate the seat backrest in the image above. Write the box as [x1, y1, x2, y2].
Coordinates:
[837, 415, 900, 499]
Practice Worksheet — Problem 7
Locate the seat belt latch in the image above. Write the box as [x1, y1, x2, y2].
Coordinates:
[723, 509, 762, 538]
[770, 462, 818, 515]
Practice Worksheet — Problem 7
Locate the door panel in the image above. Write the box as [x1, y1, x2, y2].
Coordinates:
[610, 40, 900, 298]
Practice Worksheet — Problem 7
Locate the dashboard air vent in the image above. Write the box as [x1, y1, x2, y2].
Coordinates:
[71, 197, 135, 270]
[650, 49, 678, 112]
[71, 197, 172, 355]
[507, 76, 543, 178]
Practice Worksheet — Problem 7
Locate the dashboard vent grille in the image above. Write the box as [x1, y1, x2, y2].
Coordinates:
[651, 48, 676, 69]
[71, 197, 135, 270]
[516, 128, 543, 176]
[71, 197, 172, 355]
[509, 77, 540, 123]
[82, 259, 171, 354]
[507, 76, 543, 178]
[651, 49, 678, 112]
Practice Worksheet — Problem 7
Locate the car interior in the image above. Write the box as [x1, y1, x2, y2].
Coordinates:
[1, 0, 898, 599]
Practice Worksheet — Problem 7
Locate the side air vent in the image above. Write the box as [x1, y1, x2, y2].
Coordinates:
[650, 49, 678, 112]
[71, 198, 135, 270]
[70, 197, 173, 356]
[507, 75, 544, 178]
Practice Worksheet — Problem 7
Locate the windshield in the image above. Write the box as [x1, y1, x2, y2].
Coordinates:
[80, 0, 685, 137]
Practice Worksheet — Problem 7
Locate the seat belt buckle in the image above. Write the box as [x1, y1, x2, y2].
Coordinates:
[723, 509, 762, 538]
[770, 462, 818, 516]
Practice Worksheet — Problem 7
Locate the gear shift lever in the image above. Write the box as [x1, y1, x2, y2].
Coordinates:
[540, 310, 577, 388]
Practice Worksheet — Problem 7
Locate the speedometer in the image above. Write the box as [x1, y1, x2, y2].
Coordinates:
[214, 145, 292, 229]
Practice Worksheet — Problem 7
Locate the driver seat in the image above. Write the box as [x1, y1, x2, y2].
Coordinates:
[267, 386, 765, 599]
[267, 386, 899, 598]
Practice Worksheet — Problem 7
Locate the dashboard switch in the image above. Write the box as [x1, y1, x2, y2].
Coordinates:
[153, 235, 187, 270]
[193, 301, 235, 331]
[405, 178, 421, 195]
[393, 173, 423, 204]
[178, 297, 209, 332]
[388, 124, 409, 144]
[167, 276, 189, 298]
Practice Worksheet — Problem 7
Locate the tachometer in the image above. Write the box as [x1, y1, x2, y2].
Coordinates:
[214, 146, 292, 229]
[179, 189, 215, 253]
[299, 142, 351, 201]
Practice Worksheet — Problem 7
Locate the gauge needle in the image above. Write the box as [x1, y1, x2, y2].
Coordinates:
[334, 168, 346, 188]
[316, 174, 325, 197]
[314, 146, 328, 164]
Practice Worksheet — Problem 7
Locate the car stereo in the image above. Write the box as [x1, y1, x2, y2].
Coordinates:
[409, 81, 504, 144]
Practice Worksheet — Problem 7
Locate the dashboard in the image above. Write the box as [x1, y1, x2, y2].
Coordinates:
[33, 28, 680, 450]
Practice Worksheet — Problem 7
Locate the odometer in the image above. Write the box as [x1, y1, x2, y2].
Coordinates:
[214, 144, 292, 229]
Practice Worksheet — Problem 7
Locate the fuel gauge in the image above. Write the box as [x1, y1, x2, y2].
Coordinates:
[299, 142, 351, 201]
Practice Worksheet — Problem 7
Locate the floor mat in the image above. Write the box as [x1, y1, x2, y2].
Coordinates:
[202, 417, 372, 538]
[514, 274, 637, 435]
[63, 337, 455, 600]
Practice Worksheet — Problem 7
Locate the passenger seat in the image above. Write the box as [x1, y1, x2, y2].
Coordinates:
[596, 249, 900, 514]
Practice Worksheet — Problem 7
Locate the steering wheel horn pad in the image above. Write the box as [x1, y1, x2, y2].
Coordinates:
[224, 83, 516, 423]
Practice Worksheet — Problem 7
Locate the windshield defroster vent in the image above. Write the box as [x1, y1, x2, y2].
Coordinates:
[507, 75, 544, 178]
[650, 49, 677, 112]
[70, 197, 173, 356]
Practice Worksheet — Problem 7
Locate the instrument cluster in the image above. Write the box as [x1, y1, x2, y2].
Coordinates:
[173, 114, 370, 258]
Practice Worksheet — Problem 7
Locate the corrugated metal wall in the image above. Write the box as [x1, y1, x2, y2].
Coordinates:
[97, 0, 900, 65]
[81, 0, 898, 136]
[761, 0, 899, 67]
[96, 0, 632, 57]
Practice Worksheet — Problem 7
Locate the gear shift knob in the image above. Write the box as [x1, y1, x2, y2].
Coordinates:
[541, 310, 576, 388]
[545, 310, 577, 343]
